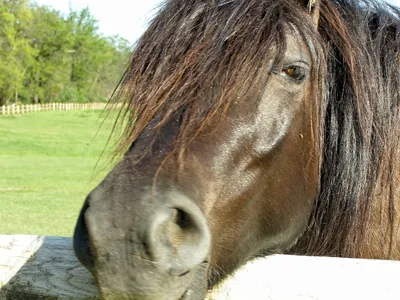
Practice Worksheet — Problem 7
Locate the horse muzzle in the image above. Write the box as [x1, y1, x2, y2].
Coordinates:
[73, 184, 211, 300]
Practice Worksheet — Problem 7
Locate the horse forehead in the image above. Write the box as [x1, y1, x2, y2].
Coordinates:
[276, 24, 314, 63]
[285, 31, 312, 59]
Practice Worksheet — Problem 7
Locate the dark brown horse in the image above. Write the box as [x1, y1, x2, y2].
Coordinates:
[73, 0, 400, 299]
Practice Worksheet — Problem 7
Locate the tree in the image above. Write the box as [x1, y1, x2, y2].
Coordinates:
[0, 0, 35, 105]
[0, 1, 131, 105]
[24, 4, 74, 103]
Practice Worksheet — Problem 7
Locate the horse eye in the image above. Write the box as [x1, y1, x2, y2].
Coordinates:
[281, 65, 307, 83]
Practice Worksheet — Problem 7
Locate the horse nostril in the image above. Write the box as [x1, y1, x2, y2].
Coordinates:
[174, 208, 193, 230]
[169, 208, 201, 246]
[73, 202, 95, 270]
[145, 194, 211, 276]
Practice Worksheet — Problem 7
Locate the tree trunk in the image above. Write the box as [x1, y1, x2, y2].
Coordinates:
[15, 88, 18, 104]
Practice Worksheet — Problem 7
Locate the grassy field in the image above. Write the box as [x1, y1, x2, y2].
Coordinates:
[0, 110, 121, 237]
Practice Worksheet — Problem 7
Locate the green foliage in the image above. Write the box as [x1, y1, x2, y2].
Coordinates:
[58, 87, 89, 103]
[0, 1, 131, 105]
[0, 0, 36, 104]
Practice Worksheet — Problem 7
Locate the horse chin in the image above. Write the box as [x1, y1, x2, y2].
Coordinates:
[94, 261, 209, 300]
[179, 261, 210, 300]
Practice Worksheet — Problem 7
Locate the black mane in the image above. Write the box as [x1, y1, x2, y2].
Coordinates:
[292, 0, 400, 257]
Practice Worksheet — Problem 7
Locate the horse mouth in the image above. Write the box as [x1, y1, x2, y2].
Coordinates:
[179, 260, 210, 300]
[179, 290, 190, 300]
[178, 287, 200, 300]
[95, 260, 210, 300]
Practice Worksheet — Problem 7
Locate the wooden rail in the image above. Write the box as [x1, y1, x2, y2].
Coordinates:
[0, 103, 107, 116]
[0, 235, 399, 299]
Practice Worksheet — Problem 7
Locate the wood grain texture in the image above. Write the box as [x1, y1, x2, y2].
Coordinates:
[0, 235, 97, 299]
[1, 235, 400, 299]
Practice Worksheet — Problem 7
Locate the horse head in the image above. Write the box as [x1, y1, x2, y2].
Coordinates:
[73, 1, 328, 299]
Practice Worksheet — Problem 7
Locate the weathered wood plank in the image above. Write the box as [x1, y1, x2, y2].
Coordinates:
[0, 235, 97, 299]
[208, 254, 400, 300]
[1, 235, 400, 299]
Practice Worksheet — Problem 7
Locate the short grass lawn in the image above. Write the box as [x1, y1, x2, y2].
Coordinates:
[0, 110, 121, 237]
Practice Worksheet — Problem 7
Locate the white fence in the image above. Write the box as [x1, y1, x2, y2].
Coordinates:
[0, 103, 107, 116]
[1, 235, 399, 299]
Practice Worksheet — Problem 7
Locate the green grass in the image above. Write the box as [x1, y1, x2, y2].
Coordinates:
[0, 110, 121, 237]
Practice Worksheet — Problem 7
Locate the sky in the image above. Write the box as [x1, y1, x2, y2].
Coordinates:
[33, 0, 400, 45]
[33, 0, 163, 44]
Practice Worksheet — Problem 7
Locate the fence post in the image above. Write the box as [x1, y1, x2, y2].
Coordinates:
[0, 102, 111, 117]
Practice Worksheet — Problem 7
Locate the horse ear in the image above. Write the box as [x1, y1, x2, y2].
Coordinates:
[307, 0, 321, 28]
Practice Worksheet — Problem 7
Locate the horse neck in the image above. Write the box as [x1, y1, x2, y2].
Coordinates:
[359, 151, 400, 259]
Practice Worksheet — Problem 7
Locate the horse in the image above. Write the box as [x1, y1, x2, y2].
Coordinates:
[73, 0, 400, 299]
